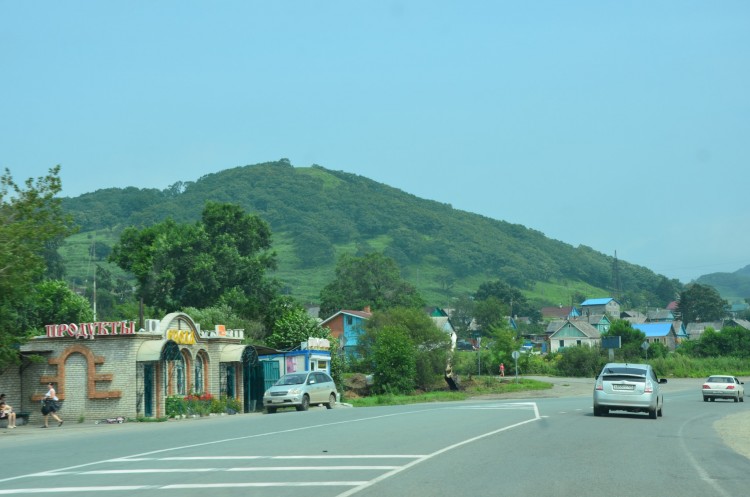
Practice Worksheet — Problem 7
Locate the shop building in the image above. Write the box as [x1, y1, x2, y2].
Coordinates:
[0, 312, 331, 425]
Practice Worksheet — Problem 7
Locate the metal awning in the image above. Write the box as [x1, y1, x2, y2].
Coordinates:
[136, 340, 166, 362]
[220, 344, 279, 363]
[220, 344, 246, 363]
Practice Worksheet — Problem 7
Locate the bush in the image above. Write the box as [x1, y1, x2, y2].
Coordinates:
[555, 346, 605, 377]
[165, 393, 243, 418]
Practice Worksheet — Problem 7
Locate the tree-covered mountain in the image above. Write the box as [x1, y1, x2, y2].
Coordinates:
[60, 160, 682, 308]
[696, 265, 750, 303]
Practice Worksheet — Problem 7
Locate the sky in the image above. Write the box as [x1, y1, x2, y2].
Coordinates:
[2, 1, 748, 284]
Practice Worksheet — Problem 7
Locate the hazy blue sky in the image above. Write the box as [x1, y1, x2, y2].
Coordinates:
[2, 2, 748, 284]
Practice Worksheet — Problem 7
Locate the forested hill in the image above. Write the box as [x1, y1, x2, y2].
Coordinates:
[61, 160, 680, 307]
[696, 265, 750, 302]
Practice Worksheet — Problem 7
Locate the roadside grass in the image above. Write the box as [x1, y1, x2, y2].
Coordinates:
[344, 377, 553, 407]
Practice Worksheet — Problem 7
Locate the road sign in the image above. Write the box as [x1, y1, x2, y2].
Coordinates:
[512, 350, 520, 360]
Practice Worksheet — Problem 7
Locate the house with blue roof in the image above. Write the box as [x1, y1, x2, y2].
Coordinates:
[632, 322, 681, 351]
[580, 298, 620, 318]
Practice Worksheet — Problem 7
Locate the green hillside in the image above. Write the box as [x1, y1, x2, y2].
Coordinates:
[59, 160, 683, 309]
[696, 265, 750, 303]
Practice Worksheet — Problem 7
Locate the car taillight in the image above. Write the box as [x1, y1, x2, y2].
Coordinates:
[727, 385, 735, 390]
[595, 379, 603, 391]
[702, 384, 710, 389]
[645, 380, 654, 393]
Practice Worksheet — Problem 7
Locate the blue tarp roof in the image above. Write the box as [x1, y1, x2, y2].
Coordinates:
[581, 298, 615, 306]
[632, 322, 673, 337]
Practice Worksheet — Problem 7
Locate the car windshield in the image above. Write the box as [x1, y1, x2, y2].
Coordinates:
[276, 374, 307, 386]
[707, 376, 732, 383]
[602, 367, 646, 377]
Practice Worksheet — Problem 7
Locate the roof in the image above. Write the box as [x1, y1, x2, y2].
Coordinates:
[726, 318, 750, 331]
[632, 322, 674, 338]
[541, 306, 575, 319]
[319, 309, 373, 325]
[581, 298, 617, 306]
[646, 309, 674, 321]
[550, 320, 600, 339]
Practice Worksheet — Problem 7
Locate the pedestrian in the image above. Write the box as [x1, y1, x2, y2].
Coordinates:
[500, 363, 505, 377]
[41, 383, 63, 428]
[0, 394, 17, 429]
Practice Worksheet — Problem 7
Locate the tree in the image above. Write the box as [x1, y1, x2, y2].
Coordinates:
[488, 323, 519, 366]
[362, 308, 451, 391]
[110, 202, 279, 326]
[266, 307, 328, 350]
[601, 319, 647, 360]
[318, 252, 424, 319]
[677, 284, 728, 324]
[449, 294, 475, 339]
[29, 280, 94, 330]
[0, 166, 75, 368]
[473, 297, 509, 332]
[89, 241, 111, 261]
[371, 326, 416, 395]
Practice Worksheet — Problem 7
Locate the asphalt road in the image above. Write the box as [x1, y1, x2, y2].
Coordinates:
[1, 377, 747, 496]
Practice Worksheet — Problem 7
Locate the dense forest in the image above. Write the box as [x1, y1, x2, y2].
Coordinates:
[60, 160, 683, 308]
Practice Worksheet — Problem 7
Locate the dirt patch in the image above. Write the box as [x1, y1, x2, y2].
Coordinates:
[715, 411, 750, 460]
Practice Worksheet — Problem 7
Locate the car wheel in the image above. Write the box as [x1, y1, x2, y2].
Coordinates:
[593, 406, 601, 416]
[741, 396, 745, 403]
[735, 394, 740, 403]
[703, 396, 708, 402]
[266, 407, 277, 414]
[658, 403, 663, 417]
[710, 397, 715, 402]
[296, 395, 310, 411]
[649, 407, 657, 419]
[325, 393, 336, 409]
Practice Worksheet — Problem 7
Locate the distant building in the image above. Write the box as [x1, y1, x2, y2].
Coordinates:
[621, 310, 647, 324]
[580, 298, 621, 318]
[684, 321, 724, 341]
[548, 320, 601, 353]
[320, 307, 373, 357]
[541, 306, 579, 320]
[632, 322, 680, 351]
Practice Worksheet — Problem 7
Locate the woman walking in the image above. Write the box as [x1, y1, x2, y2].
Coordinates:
[41, 383, 63, 428]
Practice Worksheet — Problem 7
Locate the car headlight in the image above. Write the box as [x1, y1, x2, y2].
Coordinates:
[288, 388, 303, 395]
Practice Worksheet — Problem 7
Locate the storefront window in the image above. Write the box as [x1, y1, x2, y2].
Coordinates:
[175, 355, 186, 396]
[194, 354, 204, 394]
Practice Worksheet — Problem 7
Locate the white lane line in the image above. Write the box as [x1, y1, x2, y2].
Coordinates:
[0, 482, 368, 494]
[336, 403, 541, 497]
[0, 486, 148, 494]
[156, 454, 424, 461]
[56, 466, 398, 475]
[164, 482, 367, 489]
[0, 409, 440, 484]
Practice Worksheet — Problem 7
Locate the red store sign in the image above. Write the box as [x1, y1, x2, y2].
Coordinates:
[45, 321, 136, 339]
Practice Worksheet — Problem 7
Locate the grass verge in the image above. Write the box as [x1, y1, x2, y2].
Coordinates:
[345, 377, 553, 407]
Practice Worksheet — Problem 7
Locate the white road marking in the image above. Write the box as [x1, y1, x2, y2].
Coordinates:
[0, 402, 541, 495]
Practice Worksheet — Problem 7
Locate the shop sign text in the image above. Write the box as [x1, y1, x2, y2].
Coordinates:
[46, 321, 136, 340]
[167, 328, 196, 345]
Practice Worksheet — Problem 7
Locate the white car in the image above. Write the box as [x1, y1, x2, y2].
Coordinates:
[702, 375, 745, 402]
[263, 371, 338, 413]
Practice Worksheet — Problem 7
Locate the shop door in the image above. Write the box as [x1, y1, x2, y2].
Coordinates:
[143, 363, 154, 418]
[242, 347, 265, 412]
[262, 360, 280, 391]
